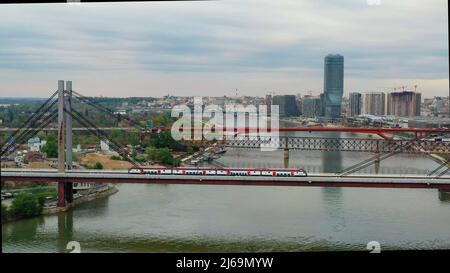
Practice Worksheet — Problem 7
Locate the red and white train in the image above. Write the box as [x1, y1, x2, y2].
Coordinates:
[128, 167, 308, 177]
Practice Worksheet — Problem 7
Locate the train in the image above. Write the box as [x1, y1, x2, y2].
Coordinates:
[128, 167, 308, 177]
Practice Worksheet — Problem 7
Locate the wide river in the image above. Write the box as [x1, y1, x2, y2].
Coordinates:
[2, 132, 450, 252]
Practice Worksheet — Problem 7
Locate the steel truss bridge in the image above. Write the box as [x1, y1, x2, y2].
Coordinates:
[225, 136, 450, 154]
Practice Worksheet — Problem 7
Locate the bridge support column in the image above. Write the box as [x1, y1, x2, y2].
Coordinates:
[57, 80, 66, 207]
[64, 81, 73, 205]
[58, 182, 66, 207]
[57, 80, 65, 173]
[439, 189, 450, 202]
[283, 148, 289, 168]
[374, 153, 381, 174]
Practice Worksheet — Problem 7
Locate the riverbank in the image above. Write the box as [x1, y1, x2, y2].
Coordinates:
[42, 185, 119, 215]
[2, 185, 118, 223]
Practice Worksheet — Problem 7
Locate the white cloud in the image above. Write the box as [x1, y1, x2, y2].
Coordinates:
[0, 0, 448, 97]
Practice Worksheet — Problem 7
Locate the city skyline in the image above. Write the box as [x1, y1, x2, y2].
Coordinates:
[0, 0, 448, 98]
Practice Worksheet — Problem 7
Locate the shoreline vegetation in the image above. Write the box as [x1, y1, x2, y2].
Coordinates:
[1, 184, 118, 224]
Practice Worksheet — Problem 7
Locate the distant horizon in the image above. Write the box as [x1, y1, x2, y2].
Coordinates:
[0, 89, 447, 100]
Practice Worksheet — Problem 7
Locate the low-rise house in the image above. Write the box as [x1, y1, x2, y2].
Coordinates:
[27, 137, 46, 152]
[25, 151, 45, 162]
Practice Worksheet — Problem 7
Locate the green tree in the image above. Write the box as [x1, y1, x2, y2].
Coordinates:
[152, 113, 172, 127]
[42, 134, 58, 158]
[94, 162, 103, 169]
[146, 146, 177, 166]
[110, 155, 122, 160]
[156, 148, 173, 166]
[10, 193, 42, 218]
[151, 132, 186, 151]
[7, 108, 14, 122]
[1, 204, 8, 222]
[128, 133, 140, 146]
[147, 146, 157, 161]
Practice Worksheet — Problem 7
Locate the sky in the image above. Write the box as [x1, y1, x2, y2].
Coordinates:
[0, 0, 448, 98]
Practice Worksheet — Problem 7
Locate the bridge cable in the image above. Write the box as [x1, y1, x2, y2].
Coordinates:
[68, 110, 140, 167]
[1, 91, 58, 149]
[67, 108, 140, 167]
[68, 113, 140, 168]
[70, 91, 144, 130]
[1, 109, 58, 156]
[428, 161, 449, 176]
[338, 142, 415, 176]
[1, 109, 58, 157]
[0, 100, 58, 152]
[435, 167, 449, 178]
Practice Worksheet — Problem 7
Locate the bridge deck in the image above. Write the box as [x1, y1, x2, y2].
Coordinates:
[2, 169, 449, 190]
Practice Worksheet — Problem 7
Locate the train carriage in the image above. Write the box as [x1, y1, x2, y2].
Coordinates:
[128, 167, 307, 177]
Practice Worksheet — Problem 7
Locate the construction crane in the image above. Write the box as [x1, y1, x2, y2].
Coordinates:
[378, 85, 411, 92]
[377, 86, 399, 92]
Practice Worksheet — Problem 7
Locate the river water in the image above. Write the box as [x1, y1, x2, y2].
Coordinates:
[2, 132, 450, 252]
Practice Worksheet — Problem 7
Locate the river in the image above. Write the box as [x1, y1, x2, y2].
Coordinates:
[2, 132, 450, 252]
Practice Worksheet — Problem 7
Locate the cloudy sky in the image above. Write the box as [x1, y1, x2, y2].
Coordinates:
[0, 0, 448, 98]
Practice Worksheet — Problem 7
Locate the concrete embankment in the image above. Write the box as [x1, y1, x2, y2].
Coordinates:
[42, 186, 119, 215]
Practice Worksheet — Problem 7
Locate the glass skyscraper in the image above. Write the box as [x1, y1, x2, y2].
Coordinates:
[323, 54, 344, 118]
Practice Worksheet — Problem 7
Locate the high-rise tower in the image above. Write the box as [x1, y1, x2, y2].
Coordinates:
[323, 54, 344, 118]
[349, 92, 362, 116]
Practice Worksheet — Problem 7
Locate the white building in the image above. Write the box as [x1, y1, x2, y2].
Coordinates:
[27, 137, 46, 152]
[100, 140, 110, 151]
[73, 144, 81, 153]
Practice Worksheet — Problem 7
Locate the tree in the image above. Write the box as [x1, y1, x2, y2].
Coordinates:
[10, 193, 42, 218]
[146, 146, 178, 166]
[147, 146, 157, 161]
[151, 132, 186, 151]
[94, 162, 103, 169]
[128, 133, 140, 146]
[7, 108, 14, 122]
[42, 134, 58, 158]
[156, 148, 173, 166]
[152, 113, 172, 127]
[1, 204, 8, 222]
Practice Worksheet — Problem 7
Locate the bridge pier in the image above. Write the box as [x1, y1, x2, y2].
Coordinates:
[56, 80, 74, 207]
[57, 182, 73, 207]
[374, 153, 381, 174]
[57, 80, 66, 207]
[439, 189, 450, 202]
[283, 148, 289, 168]
[64, 81, 74, 205]
[57, 182, 66, 207]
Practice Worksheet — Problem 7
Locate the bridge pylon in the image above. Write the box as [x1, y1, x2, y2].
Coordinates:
[56, 80, 74, 207]
[64, 81, 73, 204]
[57, 80, 66, 207]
